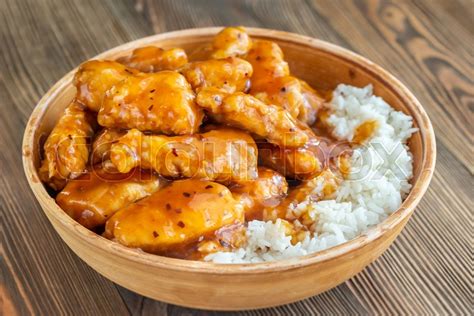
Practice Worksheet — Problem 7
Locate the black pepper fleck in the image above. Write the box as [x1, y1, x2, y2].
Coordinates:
[183, 192, 191, 197]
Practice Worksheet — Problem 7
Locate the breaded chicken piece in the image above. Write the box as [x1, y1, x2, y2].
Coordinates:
[265, 169, 342, 221]
[246, 40, 324, 125]
[104, 179, 244, 253]
[298, 79, 325, 125]
[91, 128, 126, 164]
[251, 75, 305, 120]
[259, 127, 352, 180]
[110, 128, 258, 182]
[245, 40, 290, 85]
[252, 76, 325, 125]
[196, 88, 309, 147]
[258, 135, 325, 180]
[98, 70, 203, 135]
[56, 165, 163, 229]
[180, 57, 253, 93]
[230, 167, 288, 220]
[75, 61, 203, 134]
[116, 46, 188, 72]
[211, 26, 252, 59]
[74, 60, 138, 112]
[39, 102, 95, 190]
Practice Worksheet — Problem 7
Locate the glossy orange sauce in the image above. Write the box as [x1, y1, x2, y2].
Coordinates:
[104, 179, 244, 257]
[353, 120, 379, 144]
[56, 166, 162, 229]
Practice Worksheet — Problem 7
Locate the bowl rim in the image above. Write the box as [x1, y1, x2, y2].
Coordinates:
[22, 26, 436, 274]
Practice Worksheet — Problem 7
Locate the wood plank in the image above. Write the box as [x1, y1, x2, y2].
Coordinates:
[0, 0, 150, 314]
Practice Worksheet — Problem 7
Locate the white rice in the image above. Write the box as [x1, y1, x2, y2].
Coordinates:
[205, 84, 417, 264]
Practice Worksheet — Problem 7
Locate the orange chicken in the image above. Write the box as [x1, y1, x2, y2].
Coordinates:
[39, 102, 95, 190]
[97, 70, 203, 135]
[74, 60, 139, 112]
[117, 46, 188, 72]
[91, 128, 125, 164]
[180, 57, 252, 93]
[109, 127, 258, 182]
[104, 179, 244, 253]
[57, 165, 163, 229]
[230, 167, 288, 220]
[196, 88, 309, 147]
[211, 26, 252, 59]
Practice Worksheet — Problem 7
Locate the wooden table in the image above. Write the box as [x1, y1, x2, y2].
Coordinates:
[1, 0, 471, 314]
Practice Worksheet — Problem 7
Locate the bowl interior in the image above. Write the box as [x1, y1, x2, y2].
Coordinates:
[24, 27, 433, 270]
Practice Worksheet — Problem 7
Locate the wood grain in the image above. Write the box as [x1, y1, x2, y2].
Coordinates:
[1, 0, 471, 314]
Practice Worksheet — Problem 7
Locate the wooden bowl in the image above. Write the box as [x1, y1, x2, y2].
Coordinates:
[22, 27, 436, 310]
